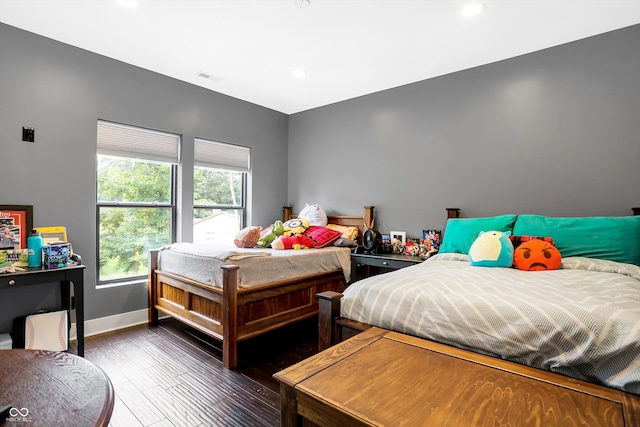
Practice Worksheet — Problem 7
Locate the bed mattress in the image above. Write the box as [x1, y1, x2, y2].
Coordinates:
[341, 252, 640, 394]
[157, 242, 351, 289]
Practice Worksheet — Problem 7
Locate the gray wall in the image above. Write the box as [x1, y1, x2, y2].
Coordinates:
[288, 24, 640, 239]
[0, 23, 288, 327]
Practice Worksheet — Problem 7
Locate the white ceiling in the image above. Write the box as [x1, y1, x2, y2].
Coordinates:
[2, 0, 640, 114]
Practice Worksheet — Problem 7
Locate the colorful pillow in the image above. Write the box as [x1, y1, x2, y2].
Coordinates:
[326, 224, 359, 241]
[333, 237, 358, 247]
[513, 214, 640, 265]
[468, 231, 514, 267]
[509, 235, 554, 250]
[514, 238, 562, 271]
[303, 226, 343, 248]
[439, 215, 517, 255]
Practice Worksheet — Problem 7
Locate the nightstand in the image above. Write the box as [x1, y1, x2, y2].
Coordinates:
[351, 252, 423, 282]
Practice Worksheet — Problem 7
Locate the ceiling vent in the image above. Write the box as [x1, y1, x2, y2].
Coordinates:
[196, 71, 223, 82]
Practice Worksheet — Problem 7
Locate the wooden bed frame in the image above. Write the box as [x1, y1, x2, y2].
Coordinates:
[315, 207, 640, 424]
[148, 205, 374, 369]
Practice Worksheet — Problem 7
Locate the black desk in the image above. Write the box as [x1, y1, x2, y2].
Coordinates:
[0, 262, 85, 357]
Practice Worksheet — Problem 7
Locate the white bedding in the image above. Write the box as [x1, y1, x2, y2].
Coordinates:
[157, 242, 351, 289]
[341, 252, 640, 394]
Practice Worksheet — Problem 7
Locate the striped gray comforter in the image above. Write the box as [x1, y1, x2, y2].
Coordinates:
[341, 253, 640, 394]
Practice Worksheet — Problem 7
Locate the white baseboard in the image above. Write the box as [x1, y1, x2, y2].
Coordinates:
[70, 309, 167, 340]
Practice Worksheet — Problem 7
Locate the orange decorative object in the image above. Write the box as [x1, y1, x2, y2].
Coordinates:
[514, 238, 561, 271]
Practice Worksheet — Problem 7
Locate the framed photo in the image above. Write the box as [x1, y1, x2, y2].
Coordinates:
[380, 233, 392, 253]
[389, 231, 406, 246]
[422, 229, 442, 251]
[0, 205, 33, 249]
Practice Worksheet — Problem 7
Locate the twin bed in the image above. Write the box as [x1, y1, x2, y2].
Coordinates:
[318, 209, 640, 405]
[148, 206, 373, 369]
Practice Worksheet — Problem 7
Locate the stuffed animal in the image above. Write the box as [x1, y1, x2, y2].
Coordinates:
[271, 234, 316, 250]
[468, 230, 514, 267]
[233, 226, 261, 248]
[256, 220, 284, 248]
[283, 218, 310, 236]
[514, 238, 561, 271]
[297, 204, 328, 226]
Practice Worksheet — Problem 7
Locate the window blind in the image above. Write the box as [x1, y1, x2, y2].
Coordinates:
[97, 120, 180, 164]
[194, 138, 250, 172]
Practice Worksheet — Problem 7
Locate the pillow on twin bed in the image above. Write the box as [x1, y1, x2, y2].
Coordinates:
[439, 215, 517, 255]
[513, 214, 640, 265]
[326, 224, 359, 241]
[303, 226, 343, 248]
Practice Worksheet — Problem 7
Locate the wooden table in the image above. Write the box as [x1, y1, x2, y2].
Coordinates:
[274, 327, 640, 427]
[0, 350, 114, 427]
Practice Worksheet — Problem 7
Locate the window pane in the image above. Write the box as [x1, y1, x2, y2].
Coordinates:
[99, 206, 171, 281]
[97, 155, 172, 203]
[193, 208, 241, 245]
[194, 167, 242, 206]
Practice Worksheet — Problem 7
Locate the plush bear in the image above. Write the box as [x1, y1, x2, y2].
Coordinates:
[297, 204, 328, 226]
[256, 220, 284, 248]
[271, 234, 316, 250]
[468, 230, 514, 267]
[233, 226, 261, 248]
[283, 218, 310, 236]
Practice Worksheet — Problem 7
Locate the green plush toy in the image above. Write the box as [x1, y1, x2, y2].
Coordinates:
[256, 220, 285, 248]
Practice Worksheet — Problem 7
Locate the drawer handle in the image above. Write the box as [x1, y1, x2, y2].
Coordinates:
[382, 261, 388, 265]
[9, 280, 15, 286]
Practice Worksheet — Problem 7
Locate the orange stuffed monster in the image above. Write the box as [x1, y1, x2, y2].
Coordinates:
[514, 238, 561, 271]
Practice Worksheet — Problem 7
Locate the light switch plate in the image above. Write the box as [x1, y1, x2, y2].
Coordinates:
[22, 127, 35, 142]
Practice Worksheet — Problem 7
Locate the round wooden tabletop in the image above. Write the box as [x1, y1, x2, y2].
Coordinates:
[0, 349, 114, 427]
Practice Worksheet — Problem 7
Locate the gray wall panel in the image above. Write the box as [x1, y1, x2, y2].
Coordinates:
[288, 24, 640, 238]
[0, 23, 288, 323]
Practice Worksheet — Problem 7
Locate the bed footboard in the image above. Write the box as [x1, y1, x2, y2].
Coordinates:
[317, 290, 370, 351]
[149, 249, 347, 369]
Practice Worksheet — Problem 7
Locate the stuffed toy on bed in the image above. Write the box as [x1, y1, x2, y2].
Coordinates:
[256, 220, 285, 248]
[233, 226, 261, 248]
[283, 218, 310, 236]
[271, 234, 316, 250]
[297, 204, 328, 226]
[468, 230, 514, 267]
[514, 238, 562, 271]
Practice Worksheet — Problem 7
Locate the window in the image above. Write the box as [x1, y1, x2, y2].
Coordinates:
[193, 138, 249, 245]
[96, 121, 179, 285]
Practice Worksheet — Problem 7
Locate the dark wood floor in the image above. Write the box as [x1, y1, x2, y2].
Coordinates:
[84, 317, 320, 427]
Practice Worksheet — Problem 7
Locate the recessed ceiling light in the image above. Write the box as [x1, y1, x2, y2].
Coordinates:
[462, 2, 485, 17]
[293, 0, 310, 9]
[116, 0, 138, 8]
[292, 69, 307, 78]
[196, 71, 223, 82]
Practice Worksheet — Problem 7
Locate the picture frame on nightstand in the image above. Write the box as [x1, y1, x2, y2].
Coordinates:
[389, 231, 406, 246]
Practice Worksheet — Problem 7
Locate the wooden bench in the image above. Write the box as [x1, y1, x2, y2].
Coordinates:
[274, 327, 640, 427]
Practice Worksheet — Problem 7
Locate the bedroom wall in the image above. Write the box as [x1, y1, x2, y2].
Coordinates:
[0, 23, 288, 328]
[288, 24, 640, 239]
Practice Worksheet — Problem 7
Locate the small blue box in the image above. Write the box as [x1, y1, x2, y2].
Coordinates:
[43, 242, 70, 269]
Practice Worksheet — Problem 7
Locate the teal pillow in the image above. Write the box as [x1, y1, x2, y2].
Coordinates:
[513, 214, 640, 265]
[439, 215, 517, 254]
